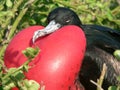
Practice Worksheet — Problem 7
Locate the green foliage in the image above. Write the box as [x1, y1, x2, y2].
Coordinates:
[0, 47, 40, 90]
[0, 0, 120, 59]
[108, 86, 120, 90]
[108, 78, 120, 90]
[0, 0, 120, 90]
[114, 50, 120, 61]
[22, 47, 40, 60]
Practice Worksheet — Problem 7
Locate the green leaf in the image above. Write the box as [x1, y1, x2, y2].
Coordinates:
[114, 50, 120, 61]
[6, 0, 12, 8]
[108, 86, 117, 90]
[3, 82, 15, 90]
[117, 76, 120, 81]
[106, 10, 113, 21]
[0, 86, 3, 90]
[22, 47, 40, 59]
[1, 68, 24, 85]
[12, 71, 25, 81]
[22, 64, 30, 72]
[0, 1, 5, 10]
[23, 79, 40, 90]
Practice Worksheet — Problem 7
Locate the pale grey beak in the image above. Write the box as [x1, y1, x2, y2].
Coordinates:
[32, 20, 61, 43]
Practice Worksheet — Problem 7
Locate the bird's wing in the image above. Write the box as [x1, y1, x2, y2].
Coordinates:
[80, 45, 120, 89]
[86, 46, 120, 84]
[81, 25, 120, 53]
[79, 25, 120, 88]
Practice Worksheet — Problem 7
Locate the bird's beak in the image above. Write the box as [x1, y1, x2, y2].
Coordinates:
[32, 20, 61, 43]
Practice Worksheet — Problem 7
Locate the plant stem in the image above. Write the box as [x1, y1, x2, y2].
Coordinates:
[0, 0, 35, 59]
[0, 45, 7, 59]
[2, 58, 32, 81]
[112, 6, 120, 15]
[8, 8, 28, 40]
[0, 0, 24, 59]
[8, 0, 35, 40]
[90, 64, 107, 90]
[53, 0, 94, 15]
[97, 63, 107, 90]
[2, 0, 24, 29]
[90, 80, 103, 90]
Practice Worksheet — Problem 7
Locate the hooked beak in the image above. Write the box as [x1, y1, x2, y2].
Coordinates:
[32, 20, 61, 43]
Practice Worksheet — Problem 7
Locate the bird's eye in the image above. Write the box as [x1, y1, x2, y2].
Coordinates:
[65, 19, 71, 23]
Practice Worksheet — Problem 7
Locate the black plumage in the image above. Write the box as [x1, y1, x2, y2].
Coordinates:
[47, 7, 120, 90]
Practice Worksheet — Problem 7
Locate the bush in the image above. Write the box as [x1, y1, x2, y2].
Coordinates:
[0, 0, 120, 90]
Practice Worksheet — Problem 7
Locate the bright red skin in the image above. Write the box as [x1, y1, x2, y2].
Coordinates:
[4, 25, 86, 90]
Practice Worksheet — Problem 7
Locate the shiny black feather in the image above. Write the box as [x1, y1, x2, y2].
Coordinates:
[47, 7, 120, 90]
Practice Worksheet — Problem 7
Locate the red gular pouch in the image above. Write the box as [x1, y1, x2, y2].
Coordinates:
[4, 25, 86, 90]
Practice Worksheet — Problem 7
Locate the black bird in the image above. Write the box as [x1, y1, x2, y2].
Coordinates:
[32, 7, 120, 90]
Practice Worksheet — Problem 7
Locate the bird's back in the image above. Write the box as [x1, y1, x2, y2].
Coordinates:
[79, 25, 120, 90]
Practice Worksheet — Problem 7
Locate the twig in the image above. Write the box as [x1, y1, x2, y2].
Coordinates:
[8, 0, 35, 40]
[0, 45, 7, 59]
[2, 0, 24, 29]
[97, 63, 107, 90]
[0, 0, 35, 59]
[53, 0, 95, 16]
[0, 0, 24, 59]
[90, 80, 103, 90]
[8, 8, 28, 40]
[90, 63, 107, 90]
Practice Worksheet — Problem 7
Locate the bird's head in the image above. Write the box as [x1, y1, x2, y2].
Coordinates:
[32, 7, 82, 43]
